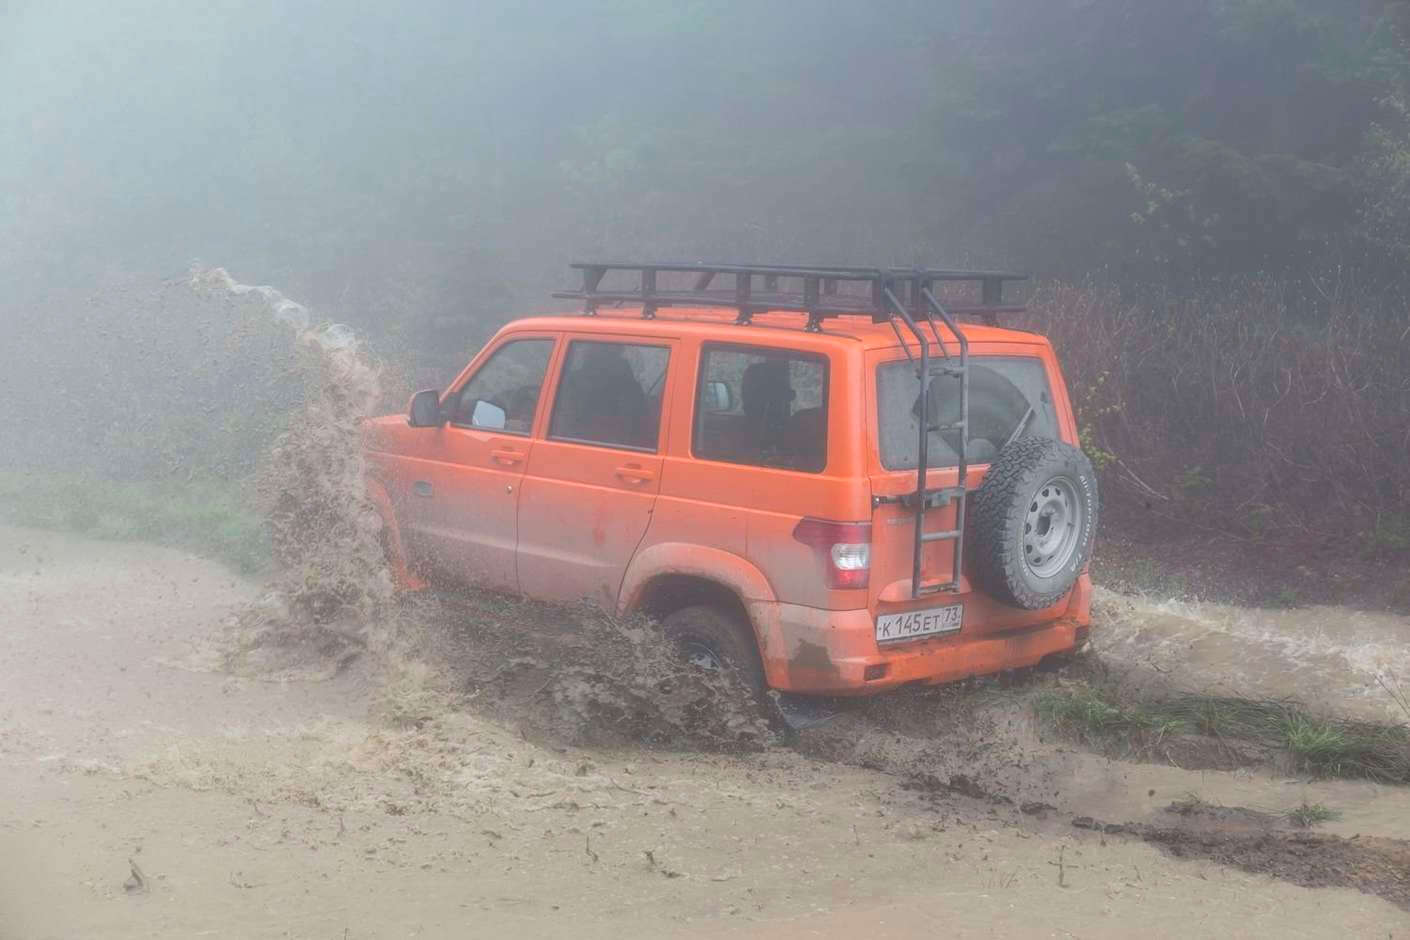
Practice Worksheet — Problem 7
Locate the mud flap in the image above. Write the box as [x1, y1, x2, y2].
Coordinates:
[768, 691, 838, 731]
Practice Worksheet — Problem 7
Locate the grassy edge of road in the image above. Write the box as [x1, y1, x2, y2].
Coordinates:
[1034, 679, 1410, 784]
[0, 470, 269, 575]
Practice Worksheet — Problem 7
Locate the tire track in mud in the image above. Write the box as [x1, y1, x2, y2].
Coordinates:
[811, 717, 1410, 911]
[1070, 808, 1410, 911]
[801, 680, 1410, 912]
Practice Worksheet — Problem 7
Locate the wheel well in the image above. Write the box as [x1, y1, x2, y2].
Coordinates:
[633, 574, 751, 629]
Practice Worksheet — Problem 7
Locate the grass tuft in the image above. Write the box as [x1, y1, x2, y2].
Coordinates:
[1286, 802, 1340, 828]
[1034, 686, 1186, 744]
[1034, 682, 1410, 784]
[1279, 713, 1410, 779]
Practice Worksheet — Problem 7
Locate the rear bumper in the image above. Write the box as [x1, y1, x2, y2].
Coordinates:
[751, 575, 1091, 696]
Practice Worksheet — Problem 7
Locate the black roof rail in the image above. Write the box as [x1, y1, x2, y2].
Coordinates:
[552, 261, 1027, 331]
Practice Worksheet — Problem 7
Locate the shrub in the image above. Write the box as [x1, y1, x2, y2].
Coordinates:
[1025, 279, 1410, 554]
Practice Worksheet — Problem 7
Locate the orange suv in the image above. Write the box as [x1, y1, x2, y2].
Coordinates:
[363, 263, 1097, 697]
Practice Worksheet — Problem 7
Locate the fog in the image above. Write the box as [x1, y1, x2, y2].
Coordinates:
[5, 1, 1406, 506]
[1, 4, 1409, 935]
[6, 2, 1409, 342]
[2, 2, 971, 338]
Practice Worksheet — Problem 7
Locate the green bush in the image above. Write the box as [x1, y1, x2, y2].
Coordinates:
[0, 471, 270, 575]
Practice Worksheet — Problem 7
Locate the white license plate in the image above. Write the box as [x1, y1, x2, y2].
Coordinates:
[875, 604, 963, 644]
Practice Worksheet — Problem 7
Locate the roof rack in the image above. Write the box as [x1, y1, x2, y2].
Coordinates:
[552, 261, 1027, 331]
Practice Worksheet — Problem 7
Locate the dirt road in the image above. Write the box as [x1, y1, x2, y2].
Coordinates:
[1, 525, 1407, 938]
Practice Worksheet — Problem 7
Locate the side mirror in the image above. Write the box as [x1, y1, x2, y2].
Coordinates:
[702, 380, 733, 412]
[408, 389, 444, 427]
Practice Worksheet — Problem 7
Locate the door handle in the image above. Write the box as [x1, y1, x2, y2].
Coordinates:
[490, 448, 524, 467]
[614, 464, 655, 484]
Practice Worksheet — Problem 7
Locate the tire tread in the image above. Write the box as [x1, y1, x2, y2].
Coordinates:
[967, 436, 1098, 610]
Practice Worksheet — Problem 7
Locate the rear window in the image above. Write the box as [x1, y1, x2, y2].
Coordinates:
[877, 356, 1057, 470]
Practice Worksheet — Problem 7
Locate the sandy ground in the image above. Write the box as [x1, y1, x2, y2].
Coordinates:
[1, 525, 1408, 939]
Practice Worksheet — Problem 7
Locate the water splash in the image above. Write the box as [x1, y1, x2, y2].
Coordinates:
[1093, 586, 1410, 724]
[192, 267, 393, 665]
[187, 268, 776, 749]
[191, 267, 312, 330]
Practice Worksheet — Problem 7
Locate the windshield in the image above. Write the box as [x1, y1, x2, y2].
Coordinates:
[876, 356, 1058, 469]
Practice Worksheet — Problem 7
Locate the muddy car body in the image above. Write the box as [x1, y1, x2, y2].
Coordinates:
[364, 264, 1097, 696]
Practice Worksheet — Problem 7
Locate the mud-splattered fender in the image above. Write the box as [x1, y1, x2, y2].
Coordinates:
[617, 543, 781, 651]
[366, 475, 426, 592]
[1065, 569, 1093, 625]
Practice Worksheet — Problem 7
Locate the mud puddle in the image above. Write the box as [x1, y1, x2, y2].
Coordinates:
[7, 527, 1410, 936]
[362, 580, 1410, 913]
[801, 695, 1410, 911]
[1073, 800, 1410, 910]
[1092, 587, 1410, 725]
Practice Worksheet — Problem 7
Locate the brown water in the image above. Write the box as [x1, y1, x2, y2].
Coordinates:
[1093, 587, 1410, 724]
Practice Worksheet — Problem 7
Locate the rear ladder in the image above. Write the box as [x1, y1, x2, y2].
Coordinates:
[879, 276, 971, 598]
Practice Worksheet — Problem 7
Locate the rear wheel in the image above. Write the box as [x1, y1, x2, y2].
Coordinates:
[661, 605, 767, 696]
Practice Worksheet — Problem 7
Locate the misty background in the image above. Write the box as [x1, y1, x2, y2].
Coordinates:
[1, 0, 1407, 592]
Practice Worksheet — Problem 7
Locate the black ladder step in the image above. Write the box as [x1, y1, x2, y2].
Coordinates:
[928, 420, 967, 432]
[916, 581, 960, 595]
[921, 529, 962, 543]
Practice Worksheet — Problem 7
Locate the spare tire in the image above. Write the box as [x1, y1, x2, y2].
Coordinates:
[968, 436, 1098, 610]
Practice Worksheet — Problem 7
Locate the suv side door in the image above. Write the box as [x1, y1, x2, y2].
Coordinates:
[516, 334, 676, 606]
[400, 333, 558, 591]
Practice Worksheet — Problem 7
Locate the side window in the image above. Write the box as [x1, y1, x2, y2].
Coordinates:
[450, 338, 554, 434]
[548, 340, 670, 451]
[693, 345, 828, 473]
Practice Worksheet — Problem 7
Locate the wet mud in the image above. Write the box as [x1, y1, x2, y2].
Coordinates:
[1074, 802, 1410, 911]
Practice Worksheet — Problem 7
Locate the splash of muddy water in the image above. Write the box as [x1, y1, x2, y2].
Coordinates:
[190, 267, 395, 675]
[186, 268, 772, 749]
[1093, 587, 1410, 724]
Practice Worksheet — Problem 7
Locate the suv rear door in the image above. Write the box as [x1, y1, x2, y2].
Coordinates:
[516, 335, 677, 606]
[866, 344, 1062, 613]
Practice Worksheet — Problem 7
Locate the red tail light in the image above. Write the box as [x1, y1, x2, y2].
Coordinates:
[792, 518, 872, 590]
